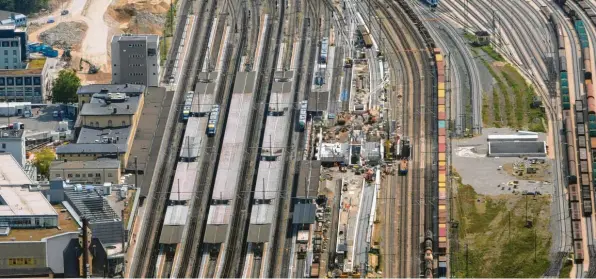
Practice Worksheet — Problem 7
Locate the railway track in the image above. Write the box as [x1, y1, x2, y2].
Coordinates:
[129, 0, 212, 276]
[373, 0, 432, 276]
[219, 1, 286, 277]
[273, 1, 318, 277]
[172, 0, 241, 277]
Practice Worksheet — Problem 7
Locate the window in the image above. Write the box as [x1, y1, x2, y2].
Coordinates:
[6, 77, 13, 85]
[75, 174, 80, 178]
[96, 121, 99, 127]
[15, 77, 22, 85]
[24, 77, 31, 85]
[67, 174, 72, 178]
[33, 77, 41, 85]
[88, 173, 93, 177]
[108, 120, 112, 127]
[12, 50, 15, 55]
[13, 58, 16, 64]
[1, 143, 5, 149]
[10, 41, 17, 47]
[108, 173, 113, 177]
[56, 174, 60, 177]
[3, 50, 6, 55]
[122, 120, 126, 126]
[81, 173, 85, 177]
[0, 77, 4, 86]
[4, 58, 7, 63]
[96, 173, 101, 177]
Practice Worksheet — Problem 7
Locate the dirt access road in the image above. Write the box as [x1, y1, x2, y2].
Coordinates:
[29, 0, 113, 70]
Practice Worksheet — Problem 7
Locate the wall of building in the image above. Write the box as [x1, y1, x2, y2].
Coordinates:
[81, 114, 133, 128]
[112, 37, 159, 87]
[0, 73, 45, 103]
[44, 232, 79, 274]
[50, 167, 121, 184]
[0, 136, 24, 166]
[57, 154, 125, 168]
[78, 93, 93, 109]
[0, 241, 46, 269]
[0, 37, 23, 69]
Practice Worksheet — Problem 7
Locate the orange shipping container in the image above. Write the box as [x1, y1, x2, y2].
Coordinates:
[439, 153, 446, 162]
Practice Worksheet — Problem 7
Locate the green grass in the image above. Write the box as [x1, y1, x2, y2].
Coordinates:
[502, 64, 547, 132]
[480, 45, 505, 62]
[492, 87, 502, 127]
[451, 173, 552, 277]
[559, 256, 572, 278]
[482, 93, 491, 126]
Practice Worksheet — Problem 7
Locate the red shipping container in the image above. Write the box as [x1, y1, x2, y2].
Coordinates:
[438, 75, 445, 83]
[439, 136, 446, 144]
[438, 112, 446, 120]
[439, 227, 447, 237]
[439, 143, 446, 153]
[439, 128, 446, 136]
[439, 242, 447, 248]
[438, 98, 445, 105]
[439, 199, 447, 205]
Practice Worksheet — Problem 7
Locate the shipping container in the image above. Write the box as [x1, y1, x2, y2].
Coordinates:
[572, 221, 583, 240]
[439, 143, 446, 153]
[580, 148, 588, 161]
[581, 161, 589, 174]
[578, 125, 586, 136]
[571, 202, 581, 220]
[574, 240, 585, 262]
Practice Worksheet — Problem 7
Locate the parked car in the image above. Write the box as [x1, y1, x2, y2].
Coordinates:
[47, 17, 55, 23]
[61, 10, 69, 15]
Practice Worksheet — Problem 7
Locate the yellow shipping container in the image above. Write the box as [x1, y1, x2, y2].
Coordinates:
[439, 105, 445, 112]
[439, 175, 446, 183]
[439, 182, 446, 188]
[439, 223, 446, 228]
[439, 153, 446, 161]
[439, 205, 446, 210]
[438, 83, 445, 90]
[436, 54, 444, 62]
[439, 237, 447, 242]
[438, 89, 445, 98]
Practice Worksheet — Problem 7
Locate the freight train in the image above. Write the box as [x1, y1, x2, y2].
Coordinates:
[555, 0, 596, 262]
[434, 48, 448, 278]
[298, 100, 307, 131]
[357, 25, 373, 49]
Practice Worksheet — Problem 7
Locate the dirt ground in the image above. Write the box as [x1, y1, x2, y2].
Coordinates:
[108, 0, 170, 35]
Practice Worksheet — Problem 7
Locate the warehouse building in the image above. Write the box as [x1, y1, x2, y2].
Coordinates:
[487, 141, 547, 157]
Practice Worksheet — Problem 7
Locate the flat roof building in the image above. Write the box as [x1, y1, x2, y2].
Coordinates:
[0, 187, 58, 228]
[0, 153, 32, 186]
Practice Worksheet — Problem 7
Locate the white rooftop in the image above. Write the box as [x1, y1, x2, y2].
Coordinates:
[0, 154, 33, 186]
[0, 187, 58, 217]
[163, 205, 189, 226]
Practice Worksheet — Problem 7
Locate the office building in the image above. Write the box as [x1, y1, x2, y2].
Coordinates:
[0, 11, 26, 27]
[111, 34, 160, 87]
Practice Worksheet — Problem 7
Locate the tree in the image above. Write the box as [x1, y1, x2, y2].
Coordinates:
[33, 147, 55, 179]
[52, 69, 80, 103]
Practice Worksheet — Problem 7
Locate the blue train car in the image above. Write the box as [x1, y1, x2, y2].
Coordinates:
[320, 37, 329, 64]
[182, 91, 194, 121]
[207, 104, 219, 136]
[425, 0, 439, 7]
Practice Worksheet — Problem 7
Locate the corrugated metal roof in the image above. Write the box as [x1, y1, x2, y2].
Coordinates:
[296, 161, 321, 199]
[293, 203, 316, 224]
[203, 224, 228, 243]
[250, 204, 275, 224]
[247, 224, 272, 243]
[179, 117, 205, 159]
[307, 91, 329, 112]
[163, 205, 189, 226]
[169, 162, 199, 202]
[207, 204, 232, 224]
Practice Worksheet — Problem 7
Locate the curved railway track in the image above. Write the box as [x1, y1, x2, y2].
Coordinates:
[372, 0, 434, 277]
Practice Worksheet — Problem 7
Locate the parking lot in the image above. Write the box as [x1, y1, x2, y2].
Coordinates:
[452, 128, 554, 196]
[0, 105, 72, 135]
